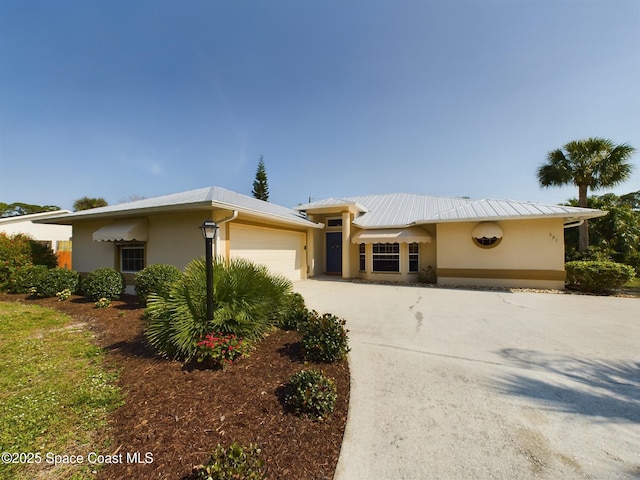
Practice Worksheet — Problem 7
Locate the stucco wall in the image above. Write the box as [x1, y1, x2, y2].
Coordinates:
[436, 218, 566, 289]
[147, 212, 212, 270]
[72, 221, 116, 273]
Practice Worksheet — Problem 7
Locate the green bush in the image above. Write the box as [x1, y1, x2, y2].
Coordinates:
[145, 257, 292, 360]
[278, 292, 310, 330]
[301, 311, 350, 363]
[284, 369, 337, 419]
[82, 268, 126, 301]
[0, 233, 32, 291]
[192, 442, 265, 480]
[6, 264, 47, 293]
[565, 261, 636, 293]
[134, 263, 183, 306]
[29, 240, 58, 269]
[33, 268, 80, 297]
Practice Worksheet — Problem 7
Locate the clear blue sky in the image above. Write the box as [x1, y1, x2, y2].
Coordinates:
[1, 0, 638, 211]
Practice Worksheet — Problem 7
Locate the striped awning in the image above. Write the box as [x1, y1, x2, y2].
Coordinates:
[93, 219, 148, 242]
[351, 226, 432, 244]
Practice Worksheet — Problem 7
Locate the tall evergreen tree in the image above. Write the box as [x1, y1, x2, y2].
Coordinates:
[252, 156, 269, 201]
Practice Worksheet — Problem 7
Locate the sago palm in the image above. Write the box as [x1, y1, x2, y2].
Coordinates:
[145, 257, 292, 360]
[537, 137, 635, 251]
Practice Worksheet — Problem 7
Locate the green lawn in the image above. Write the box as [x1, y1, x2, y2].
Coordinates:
[0, 302, 122, 480]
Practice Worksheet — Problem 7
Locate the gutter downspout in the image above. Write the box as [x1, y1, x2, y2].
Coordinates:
[563, 219, 584, 229]
[214, 210, 238, 258]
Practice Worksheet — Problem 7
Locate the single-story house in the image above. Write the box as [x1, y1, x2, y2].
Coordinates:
[0, 210, 72, 252]
[38, 186, 606, 291]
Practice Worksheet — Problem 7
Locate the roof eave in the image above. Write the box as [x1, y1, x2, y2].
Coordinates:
[36, 201, 322, 229]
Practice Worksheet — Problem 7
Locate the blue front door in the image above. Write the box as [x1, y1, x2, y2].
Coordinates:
[326, 232, 342, 274]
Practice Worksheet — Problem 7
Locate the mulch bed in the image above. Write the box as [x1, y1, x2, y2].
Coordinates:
[0, 293, 349, 480]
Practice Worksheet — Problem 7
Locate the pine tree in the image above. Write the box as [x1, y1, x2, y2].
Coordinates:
[252, 156, 269, 201]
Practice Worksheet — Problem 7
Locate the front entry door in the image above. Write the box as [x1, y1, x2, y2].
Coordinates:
[326, 232, 342, 274]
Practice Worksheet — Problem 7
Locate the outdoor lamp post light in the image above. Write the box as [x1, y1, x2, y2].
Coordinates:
[199, 220, 218, 322]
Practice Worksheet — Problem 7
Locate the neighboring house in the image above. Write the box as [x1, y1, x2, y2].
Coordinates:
[38, 186, 606, 291]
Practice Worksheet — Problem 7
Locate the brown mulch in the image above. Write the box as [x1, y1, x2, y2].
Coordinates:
[0, 293, 349, 480]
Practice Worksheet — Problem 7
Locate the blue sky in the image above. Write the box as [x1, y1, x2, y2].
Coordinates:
[1, 0, 638, 211]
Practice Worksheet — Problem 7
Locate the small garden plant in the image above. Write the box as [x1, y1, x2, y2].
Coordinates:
[192, 442, 265, 480]
[301, 311, 350, 363]
[195, 332, 250, 369]
[284, 369, 337, 420]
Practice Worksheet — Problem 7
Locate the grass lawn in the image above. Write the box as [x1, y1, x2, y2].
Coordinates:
[621, 276, 640, 297]
[0, 302, 122, 480]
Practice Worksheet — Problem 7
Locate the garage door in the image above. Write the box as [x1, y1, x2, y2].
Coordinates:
[229, 224, 306, 281]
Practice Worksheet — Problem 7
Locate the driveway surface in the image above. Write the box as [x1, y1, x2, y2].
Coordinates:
[293, 279, 640, 480]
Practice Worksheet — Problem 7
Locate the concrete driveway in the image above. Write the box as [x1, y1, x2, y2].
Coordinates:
[293, 279, 640, 480]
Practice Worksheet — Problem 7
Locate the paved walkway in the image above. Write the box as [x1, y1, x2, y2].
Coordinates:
[293, 279, 640, 480]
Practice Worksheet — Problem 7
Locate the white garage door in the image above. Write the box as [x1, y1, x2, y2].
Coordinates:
[229, 224, 306, 281]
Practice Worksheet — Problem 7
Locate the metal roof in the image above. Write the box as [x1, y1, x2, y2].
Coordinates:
[38, 186, 321, 229]
[298, 193, 607, 228]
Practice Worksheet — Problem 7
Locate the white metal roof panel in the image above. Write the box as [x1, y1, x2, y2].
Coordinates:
[38, 186, 320, 228]
[298, 193, 606, 227]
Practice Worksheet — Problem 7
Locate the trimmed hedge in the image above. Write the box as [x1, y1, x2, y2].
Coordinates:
[82, 268, 126, 301]
[565, 261, 636, 293]
[134, 264, 183, 306]
[33, 268, 80, 297]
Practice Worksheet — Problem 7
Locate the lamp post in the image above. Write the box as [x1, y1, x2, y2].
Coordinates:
[199, 220, 218, 322]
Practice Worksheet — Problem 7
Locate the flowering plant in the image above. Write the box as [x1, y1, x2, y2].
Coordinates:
[95, 297, 111, 308]
[195, 333, 249, 369]
[56, 289, 71, 301]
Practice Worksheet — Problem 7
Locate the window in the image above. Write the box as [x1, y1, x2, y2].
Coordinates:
[409, 243, 419, 272]
[372, 243, 400, 272]
[120, 244, 145, 272]
[359, 243, 366, 272]
[327, 217, 343, 228]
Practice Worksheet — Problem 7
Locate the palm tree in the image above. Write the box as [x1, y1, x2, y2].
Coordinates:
[537, 137, 635, 251]
[73, 196, 108, 211]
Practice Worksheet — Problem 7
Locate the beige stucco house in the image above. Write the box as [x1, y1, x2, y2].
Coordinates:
[39, 186, 606, 291]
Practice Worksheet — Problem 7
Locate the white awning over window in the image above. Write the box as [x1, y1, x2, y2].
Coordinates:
[471, 222, 503, 239]
[93, 219, 148, 242]
[351, 226, 432, 244]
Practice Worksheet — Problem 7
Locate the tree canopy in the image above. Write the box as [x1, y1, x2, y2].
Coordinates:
[73, 196, 108, 211]
[0, 202, 61, 218]
[538, 137, 635, 251]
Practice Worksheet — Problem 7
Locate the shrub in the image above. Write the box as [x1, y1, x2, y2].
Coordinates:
[418, 265, 437, 284]
[284, 369, 337, 419]
[194, 332, 250, 369]
[29, 240, 58, 269]
[565, 261, 636, 293]
[145, 257, 292, 361]
[82, 268, 125, 301]
[192, 442, 265, 480]
[301, 311, 350, 363]
[278, 292, 310, 330]
[134, 263, 183, 306]
[32, 268, 80, 297]
[8, 264, 48, 293]
[0, 232, 32, 291]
